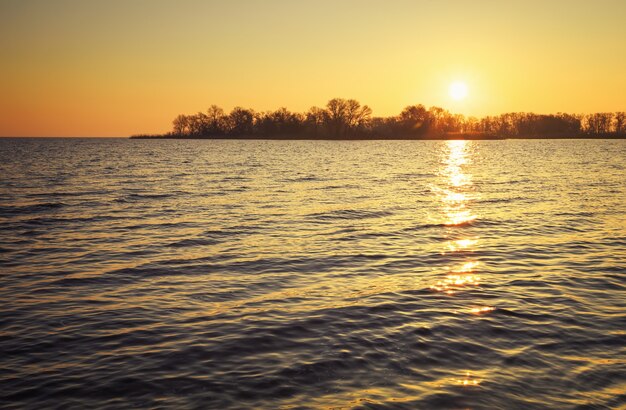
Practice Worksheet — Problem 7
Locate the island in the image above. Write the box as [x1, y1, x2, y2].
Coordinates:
[131, 98, 626, 140]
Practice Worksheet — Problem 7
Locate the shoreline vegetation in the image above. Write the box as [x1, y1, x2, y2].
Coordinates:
[131, 98, 626, 140]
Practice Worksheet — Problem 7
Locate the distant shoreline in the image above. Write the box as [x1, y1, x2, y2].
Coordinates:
[133, 98, 626, 140]
[2, 135, 625, 140]
[129, 133, 626, 140]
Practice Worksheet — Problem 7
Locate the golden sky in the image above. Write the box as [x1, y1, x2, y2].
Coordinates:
[1, 0, 625, 137]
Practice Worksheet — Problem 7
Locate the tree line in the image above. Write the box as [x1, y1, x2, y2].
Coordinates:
[132, 98, 626, 139]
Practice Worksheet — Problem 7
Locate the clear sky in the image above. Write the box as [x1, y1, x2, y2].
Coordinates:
[1, 0, 625, 137]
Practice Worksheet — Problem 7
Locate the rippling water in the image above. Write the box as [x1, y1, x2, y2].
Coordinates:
[1, 138, 625, 409]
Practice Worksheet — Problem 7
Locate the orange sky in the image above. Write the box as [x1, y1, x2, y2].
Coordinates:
[1, 0, 625, 137]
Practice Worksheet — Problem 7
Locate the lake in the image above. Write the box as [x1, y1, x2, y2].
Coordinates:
[1, 138, 625, 409]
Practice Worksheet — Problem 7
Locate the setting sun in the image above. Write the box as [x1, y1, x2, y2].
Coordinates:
[449, 82, 468, 101]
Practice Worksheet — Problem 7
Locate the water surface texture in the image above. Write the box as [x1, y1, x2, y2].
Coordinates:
[1, 139, 625, 409]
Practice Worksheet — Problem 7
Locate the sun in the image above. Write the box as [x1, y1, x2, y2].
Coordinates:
[449, 81, 468, 101]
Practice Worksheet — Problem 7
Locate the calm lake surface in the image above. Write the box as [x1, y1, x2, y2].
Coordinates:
[1, 138, 625, 409]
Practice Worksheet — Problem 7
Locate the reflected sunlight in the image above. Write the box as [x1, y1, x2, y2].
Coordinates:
[446, 238, 478, 253]
[439, 140, 476, 226]
[458, 371, 481, 386]
[431, 141, 482, 295]
[430, 274, 480, 294]
[444, 140, 470, 167]
[429, 139, 489, 389]
[470, 306, 496, 314]
[449, 172, 470, 187]
[456, 261, 480, 272]
[444, 209, 476, 226]
[443, 191, 467, 203]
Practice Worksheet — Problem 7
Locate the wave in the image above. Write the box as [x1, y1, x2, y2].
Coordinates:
[307, 209, 394, 221]
[0, 202, 66, 216]
[114, 193, 174, 202]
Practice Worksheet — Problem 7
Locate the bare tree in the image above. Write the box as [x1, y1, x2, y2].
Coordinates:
[305, 106, 326, 137]
[228, 107, 256, 136]
[206, 105, 227, 135]
[398, 105, 430, 136]
[584, 113, 613, 134]
[172, 114, 190, 136]
[614, 112, 625, 134]
[321, 98, 372, 137]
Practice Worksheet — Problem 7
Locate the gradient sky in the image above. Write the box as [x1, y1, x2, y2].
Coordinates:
[1, 0, 625, 137]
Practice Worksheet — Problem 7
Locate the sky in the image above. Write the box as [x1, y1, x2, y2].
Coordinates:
[1, 0, 625, 137]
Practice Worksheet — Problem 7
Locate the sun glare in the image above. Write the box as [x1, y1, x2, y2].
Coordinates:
[449, 81, 468, 101]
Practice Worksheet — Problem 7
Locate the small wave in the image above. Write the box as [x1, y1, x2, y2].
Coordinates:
[26, 190, 108, 198]
[307, 209, 393, 221]
[0, 202, 66, 216]
[167, 238, 221, 248]
[9, 215, 124, 227]
[279, 175, 320, 182]
[220, 176, 252, 182]
[115, 193, 173, 202]
[315, 184, 360, 190]
[404, 220, 481, 230]
[478, 196, 524, 204]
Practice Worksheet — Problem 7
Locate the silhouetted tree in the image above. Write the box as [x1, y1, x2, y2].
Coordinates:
[344, 99, 372, 134]
[584, 113, 613, 134]
[325, 98, 348, 138]
[172, 114, 191, 136]
[464, 116, 479, 133]
[614, 112, 625, 134]
[370, 117, 395, 138]
[324, 98, 371, 138]
[397, 104, 431, 136]
[255, 107, 304, 137]
[187, 112, 208, 136]
[304, 106, 326, 137]
[205, 105, 227, 135]
[228, 107, 255, 136]
[428, 106, 446, 134]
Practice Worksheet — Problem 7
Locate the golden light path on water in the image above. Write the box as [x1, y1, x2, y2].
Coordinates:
[430, 140, 495, 388]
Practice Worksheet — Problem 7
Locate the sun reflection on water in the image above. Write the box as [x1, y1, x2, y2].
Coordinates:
[430, 140, 494, 389]
[431, 141, 481, 295]
[437, 140, 477, 227]
[430, 273, 480, 294]
[458, 371, 481, 386]
[456, 261, 479, 272]
[470, 306, 496, 314]
[444, 238, 478, 254]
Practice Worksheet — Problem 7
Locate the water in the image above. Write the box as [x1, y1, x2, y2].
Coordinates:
[1, 138, 625, 409]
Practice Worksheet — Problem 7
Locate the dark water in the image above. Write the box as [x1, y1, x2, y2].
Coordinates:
[1, 138, 625, 409]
